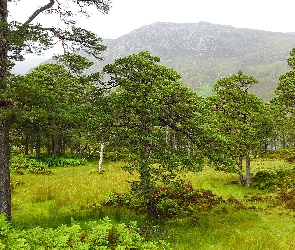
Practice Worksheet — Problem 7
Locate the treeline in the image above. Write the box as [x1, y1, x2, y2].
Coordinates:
[3, 50, 295, 219]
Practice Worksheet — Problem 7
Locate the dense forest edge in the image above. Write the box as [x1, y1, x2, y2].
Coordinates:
[1, 1, 295, 249]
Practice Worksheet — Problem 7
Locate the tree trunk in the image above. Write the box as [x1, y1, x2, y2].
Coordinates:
[46, 143, 51, 156]
[172, 131, 177, 150]
[24, 134, 29, 155]
[238, 156, 243, 185]
[52, 138, 58, 156]
[0, 0, 11, 220]
[57, 137, 63, 155]
[187, 138, 191, 157]
[139, 163, 158, 220]
[98, 142, 104, 171]
[0, 121, 11, 220]
[36, 135, 41, 159]
[147, 190, 158, 220]
[245, 154, 251, 187]
[165, 126, 169, 144]
[169, 131, 177, 152]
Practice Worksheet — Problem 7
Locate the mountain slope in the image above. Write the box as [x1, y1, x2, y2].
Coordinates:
[61, 22, 295, 100]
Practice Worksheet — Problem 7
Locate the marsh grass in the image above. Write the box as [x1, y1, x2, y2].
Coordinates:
[167, 208, 295, 250]
[10, 157, 295, 249]
[11, 160, 140, 228]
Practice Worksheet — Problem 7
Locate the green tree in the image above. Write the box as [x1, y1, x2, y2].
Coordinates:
[100, 51, 229, 219]
[7, 61, 103, 158]
[256, 103, 275, 154]
[210, 71, 266, 186]
[271, 48, 295, 147]
[0, 0, 111, 220]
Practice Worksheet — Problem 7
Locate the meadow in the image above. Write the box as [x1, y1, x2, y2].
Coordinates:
[8, 157, 295, 249]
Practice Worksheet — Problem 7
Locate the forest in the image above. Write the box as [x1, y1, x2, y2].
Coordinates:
[1, 1, 295, 249]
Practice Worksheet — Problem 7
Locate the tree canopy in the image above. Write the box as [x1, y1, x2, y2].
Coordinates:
[210, 71, 268, 186]
[0, 0, 112, 220]
[99, 51, 232, 219]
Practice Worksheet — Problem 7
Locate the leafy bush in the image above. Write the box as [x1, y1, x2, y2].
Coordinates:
[252, 169, 295, 191]
[102, 182, 224, 218]
[10, 155, 88, 174]
[0, 215, 170, 249]
[38, 156, 88, 167]
[262, 148, 295, 162]
[9, 155, 51, 174]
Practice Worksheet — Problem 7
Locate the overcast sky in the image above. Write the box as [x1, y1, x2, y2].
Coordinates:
[9, 0, 295, 73]
[91, 0, 295, 38]
[9, 0, 295, 39]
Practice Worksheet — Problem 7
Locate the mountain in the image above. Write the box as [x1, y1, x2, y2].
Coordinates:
[50, 22, 295, 100]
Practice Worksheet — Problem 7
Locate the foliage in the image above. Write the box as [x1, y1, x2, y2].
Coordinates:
[273, 47, 295, 112]
[9, 158, 295, 249]
[9, 155, 50, 175]
[262, 148, 295, 162]
[210, 71, 270, 186]
[271, 48, 295, 148]
[1, 0, 112, 220]
[38, 156, 88, 167]
[252, 168, 295, 191]
[4, 1, 111, 67]
[0, 215, 169, 249]
[9, 155, 88, 174]
[100, 51, 230, 219]
[6, 63, 103, 157]
[102, 182, 224, 219]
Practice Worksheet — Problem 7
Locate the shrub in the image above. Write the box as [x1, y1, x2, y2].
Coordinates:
[0, 215, 170, 249]
[102, 182, 224, 219]
[39, 156, 88, 167]
[262, 148, 295, 162]
[9, 155, 88, 175]
[252, 169, 295, 191]
[9, 155, 51, 174]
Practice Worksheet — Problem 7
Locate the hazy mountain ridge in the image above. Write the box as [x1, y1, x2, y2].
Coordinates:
[33, 22, 295, 100]
[83, 22, 295, 100]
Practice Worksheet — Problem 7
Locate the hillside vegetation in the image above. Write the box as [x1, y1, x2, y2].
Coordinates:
[83, 22, 295, 100]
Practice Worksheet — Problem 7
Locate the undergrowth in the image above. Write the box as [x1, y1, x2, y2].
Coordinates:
[9, 154, 88, 174]
[262, 147, 295, 162]
[9, 156, 295, 249]
[0, 215, 169, 249]
[102, 182, 225, 219]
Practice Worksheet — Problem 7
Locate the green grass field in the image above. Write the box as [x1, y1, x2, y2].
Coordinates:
[10, 158, 295, 249]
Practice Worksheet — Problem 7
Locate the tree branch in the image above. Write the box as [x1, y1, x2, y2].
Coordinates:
[24, 0, 55, 25]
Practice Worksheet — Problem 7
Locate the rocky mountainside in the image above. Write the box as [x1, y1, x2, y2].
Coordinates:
[60, 22, 295, 100]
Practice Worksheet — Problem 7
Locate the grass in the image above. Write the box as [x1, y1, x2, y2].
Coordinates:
[10, 157, 295, 249]
[11, 160, 139, 228]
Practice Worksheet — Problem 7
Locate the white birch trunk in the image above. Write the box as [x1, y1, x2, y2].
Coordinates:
[98, 142, 104, 172]
[165, 126, 169, 144]
[187, 138, 191, 157]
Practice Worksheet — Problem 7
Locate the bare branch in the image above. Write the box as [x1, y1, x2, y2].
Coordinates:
[24, 0, 55, 25]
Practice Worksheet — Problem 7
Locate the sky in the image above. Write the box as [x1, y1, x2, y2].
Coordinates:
[88, 0, 295, 39]
[8, 0, 295, 39]
[8, 0, 295, 72]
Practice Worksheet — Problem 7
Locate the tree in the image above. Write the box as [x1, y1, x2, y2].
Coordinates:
[271, 48, 295, 147]
[210, 71, 266, 186]
[0, 0, 111, 220]
[100, 51, 230, 219]
[8, 63, 101, 157]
